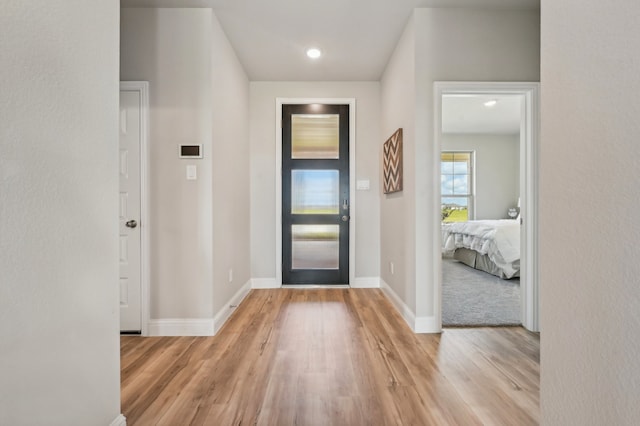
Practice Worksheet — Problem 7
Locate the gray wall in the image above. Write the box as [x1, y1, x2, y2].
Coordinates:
[250, 82, 381, 282]
[442, 133, 520, 220]
[0, 0, 121, 424]
[381, 7, 540, 324]
[540, 0, 640, 423]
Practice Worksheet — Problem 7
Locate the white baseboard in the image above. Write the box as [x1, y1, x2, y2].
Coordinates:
[380, 279, 441, 334]
[110, 414, 127, 426]
[147, 318, 215, 336]
[147, 281, 252, 336]
[213, 280, 252, 334]
[352, 277, 381, 288]
[415, 316, 440, 333]
[251, 278, 279, 289]
[380, 279, 416, 331]
[250, 277, 381, 289]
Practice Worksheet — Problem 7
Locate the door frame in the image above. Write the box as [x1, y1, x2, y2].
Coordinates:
[275, 98, 356, 286]
[120, 81, 150, 335]
[434, 82, 540, 332]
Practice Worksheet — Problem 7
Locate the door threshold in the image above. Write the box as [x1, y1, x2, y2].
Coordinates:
[282, 284, 350, 289]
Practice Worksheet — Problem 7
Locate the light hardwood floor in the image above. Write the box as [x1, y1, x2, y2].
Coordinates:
[121, 289, 539, 425]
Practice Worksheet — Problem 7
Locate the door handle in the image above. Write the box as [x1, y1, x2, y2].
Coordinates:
[126, 220, 138, 229]
[341, 215, 350, 222]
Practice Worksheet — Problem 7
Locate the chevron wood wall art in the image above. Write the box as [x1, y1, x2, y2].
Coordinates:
[383, 128, 403, 194]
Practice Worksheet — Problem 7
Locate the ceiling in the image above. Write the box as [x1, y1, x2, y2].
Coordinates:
[442, 94, 522, 134]
[121, 0, 540, 81]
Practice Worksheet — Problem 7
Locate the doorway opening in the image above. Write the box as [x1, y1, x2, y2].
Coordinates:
[434, 82, 539, 332]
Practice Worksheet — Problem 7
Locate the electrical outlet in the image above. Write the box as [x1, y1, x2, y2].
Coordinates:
[228, 269, 233, 283]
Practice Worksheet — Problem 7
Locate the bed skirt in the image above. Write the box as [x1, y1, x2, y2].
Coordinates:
[453, 247, 519, 280]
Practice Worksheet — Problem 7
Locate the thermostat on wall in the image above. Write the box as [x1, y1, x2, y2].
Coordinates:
[179, 144, 203, 158]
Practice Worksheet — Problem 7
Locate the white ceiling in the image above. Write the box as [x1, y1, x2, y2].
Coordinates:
[442, 94, 522, 134]
[121, 0, 540, 81]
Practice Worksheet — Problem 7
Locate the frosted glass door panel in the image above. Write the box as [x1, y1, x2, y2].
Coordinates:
[292, 225, 339, 270]
[291, 170, 339, 214]
[292, 114, 339, 159]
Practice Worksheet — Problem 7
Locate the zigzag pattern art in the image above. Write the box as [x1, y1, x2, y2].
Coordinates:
[383, 128, 403, 194]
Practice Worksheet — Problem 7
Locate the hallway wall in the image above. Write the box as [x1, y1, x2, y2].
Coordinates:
[540, 0, 640, 423]
[121, 8, 215, 320]
[0, 1, 121, 423]
[210, 13, 251, 318]
[381, 7, 540, 329]
[120, 8, 251, 328]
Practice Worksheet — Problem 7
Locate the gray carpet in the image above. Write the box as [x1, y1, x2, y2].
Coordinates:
[442, 257, 520, 326]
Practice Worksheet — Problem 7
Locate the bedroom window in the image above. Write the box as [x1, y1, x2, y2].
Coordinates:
[441, 151, 474, 222]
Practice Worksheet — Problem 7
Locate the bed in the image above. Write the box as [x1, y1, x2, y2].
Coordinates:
[441, 219, 520, 279]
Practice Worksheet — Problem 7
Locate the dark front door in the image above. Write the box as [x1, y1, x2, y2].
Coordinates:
[282, 104, 350, 285]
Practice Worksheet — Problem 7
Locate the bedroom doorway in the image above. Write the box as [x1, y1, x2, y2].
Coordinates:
[435, 82, 539, 332]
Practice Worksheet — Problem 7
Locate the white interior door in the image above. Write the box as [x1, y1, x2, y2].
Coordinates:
[119, 89, 142, 332]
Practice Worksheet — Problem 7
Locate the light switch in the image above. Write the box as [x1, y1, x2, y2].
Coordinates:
[186, 165, 197, 180]
[356, 179, 370, 190]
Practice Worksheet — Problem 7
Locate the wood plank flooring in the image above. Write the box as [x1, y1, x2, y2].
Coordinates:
[121, 289, 539, 425]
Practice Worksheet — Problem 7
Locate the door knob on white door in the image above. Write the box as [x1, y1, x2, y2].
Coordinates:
[126, 219, 138, 229]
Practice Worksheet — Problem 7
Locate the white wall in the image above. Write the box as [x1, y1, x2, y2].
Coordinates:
[250, 82, 381, 282]
[210, 13, 251, 316]
[442, 133, 520, 220]
[0, 0, 121, 424]
[381, 7, 540, 328]
[540, 1, 640, 424]
[121, 8, 251, 328]
[415, 7, 539, 321]
[380, 16, 416, 310]
[121, 8, 214, 320]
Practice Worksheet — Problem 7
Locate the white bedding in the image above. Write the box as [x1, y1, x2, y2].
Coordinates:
[441, 219, 520, 278]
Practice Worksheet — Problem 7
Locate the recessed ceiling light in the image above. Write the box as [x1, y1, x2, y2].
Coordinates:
[306, 48, 322, 59]
[484, 99, 498, 107]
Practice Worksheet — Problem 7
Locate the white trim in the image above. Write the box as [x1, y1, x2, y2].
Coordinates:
[380, 280, 440, 333]
[147, 281, 253, 336]
[414, 316, 440, 334]
[251, 278, 280, 289]
[380, 279, 415, 330]
[275, 98, 357, 286]
[352, 277, 381, 288]
[119, 81, 150, 336]
[285, 284, 350, 289]
[147, 318, 215, 336]
[521, 85, 540, 332]
[376, 280, 404, 331]
[213, 280, 252, 334]
[434, 81, 540, 332]
[110, 414, 127, 426]
[379, 280, 440, 333]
